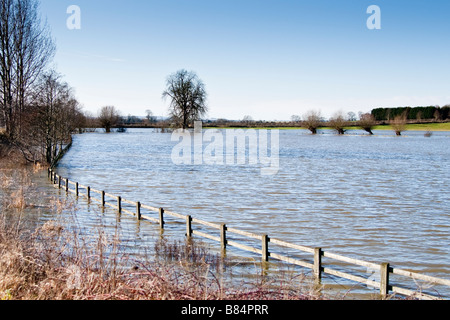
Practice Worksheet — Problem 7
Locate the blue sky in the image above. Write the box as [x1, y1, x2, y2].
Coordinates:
[39, 0, 450, 120]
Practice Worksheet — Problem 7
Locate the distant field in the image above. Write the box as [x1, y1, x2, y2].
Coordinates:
[372, 122, 450, 132]
[205, 122, 450, 132]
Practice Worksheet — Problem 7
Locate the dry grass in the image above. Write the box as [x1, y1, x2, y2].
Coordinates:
[0, 216, 322, 300]
[0, 190, 323, 301]
[1, 169, 32, 210]
[0, 162, 324, 300]
[0, 140, 29, 168]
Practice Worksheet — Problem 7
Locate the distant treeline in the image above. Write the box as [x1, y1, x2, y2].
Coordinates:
[371, 106, 450, 121]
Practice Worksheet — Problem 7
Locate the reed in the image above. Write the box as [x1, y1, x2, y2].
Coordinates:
[0, 201, 322, 300]
[1, 169, 31, 210]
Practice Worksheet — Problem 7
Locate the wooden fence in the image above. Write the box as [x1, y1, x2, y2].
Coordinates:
[48, 168, 450, 300]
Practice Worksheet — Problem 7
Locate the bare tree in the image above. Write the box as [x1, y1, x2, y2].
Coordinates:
[145, 109, 156, 124]
[242, 115, 253, 126]
[347, 111, 357, 122]
[358, 113, 376, 135]
[162, 69, 207, 129]
[82, 110, 98, 132]
[328, 111, 348, 135]
[302, 110, 322, 134]
[290, 114, 301, 125]
[98, 106, 120, 133]
[433, 109, 441, 122]
[390, 114, 407, 136]
[0, 0, 54, 141]
[18, 70, 80, 164]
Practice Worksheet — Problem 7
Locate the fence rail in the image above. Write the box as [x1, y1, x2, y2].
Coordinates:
[48, 169, 450, 300]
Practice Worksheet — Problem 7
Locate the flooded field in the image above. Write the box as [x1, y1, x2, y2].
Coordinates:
[14, 128, 450, 298]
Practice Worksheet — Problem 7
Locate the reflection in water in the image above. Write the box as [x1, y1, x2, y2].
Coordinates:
[51, 128, 450, 297]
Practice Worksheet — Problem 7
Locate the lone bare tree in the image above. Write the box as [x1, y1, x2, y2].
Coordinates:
[290, 115, 301, 124]
[162, 69, 207, 129]
[358, 113, 376, 135]
[390, 114, 407, 136]
[302, 110, 322, 134]
[98, 106, 120, 133]
[0, 0, 55, 141]
[145, 109, 156, 124]
[242, 115, 254, 126]
[328, 111, 348, 135]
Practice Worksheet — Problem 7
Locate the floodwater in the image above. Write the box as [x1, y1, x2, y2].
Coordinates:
[49, 128, 450, 298]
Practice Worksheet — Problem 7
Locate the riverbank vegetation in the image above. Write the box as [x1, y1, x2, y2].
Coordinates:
[0, 168, 323, 300]
[0, 0, 86, 166]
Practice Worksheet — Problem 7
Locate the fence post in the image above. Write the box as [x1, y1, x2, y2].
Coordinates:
[87, 186, 90, 199]
[262, 235, 269, 262]
[380, 263, 390, 298]
[117, 196, 122, 213]
[58, 176, 61, 189]
[159, 208, 165, 230]
[220, 224, 227, 253]
[136, 202, 141, 220]
[65, 178, 69, 192]
[101, 191, 105, 206]
[186, 215, 192, 239]
[53, 172, 57, 184]
[76, 182, 79, 196]
[314, 248, 323, 282]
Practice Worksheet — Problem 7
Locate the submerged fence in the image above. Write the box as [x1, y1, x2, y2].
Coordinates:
[48, 168, 450, 300]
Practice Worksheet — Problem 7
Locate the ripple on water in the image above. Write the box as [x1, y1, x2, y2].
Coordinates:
[51, 129, 450, 297]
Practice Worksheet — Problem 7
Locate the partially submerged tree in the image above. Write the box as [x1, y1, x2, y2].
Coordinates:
[302, 110, 322, 134]
[98, 106, 120, 133]
[390, 114, 407, 136]
[162, 69, 207, 129]
[358, 113, 376, 135]
[328, 111, 348, 135]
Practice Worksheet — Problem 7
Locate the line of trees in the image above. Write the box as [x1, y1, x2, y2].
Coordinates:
[89, 103, 449, 136]
[371, 106, 450, 122]
[81, 68, 450, 137]
[0, 0, 84, 164]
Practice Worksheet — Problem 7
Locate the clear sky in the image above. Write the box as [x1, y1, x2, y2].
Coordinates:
[39, 0, 450, 121]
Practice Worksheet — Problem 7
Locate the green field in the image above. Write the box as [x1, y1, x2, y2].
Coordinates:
[371, 122, 450, 132]
[205, 122, 450, 132]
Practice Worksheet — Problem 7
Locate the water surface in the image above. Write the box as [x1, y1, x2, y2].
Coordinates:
[54, 128, 450, 297]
